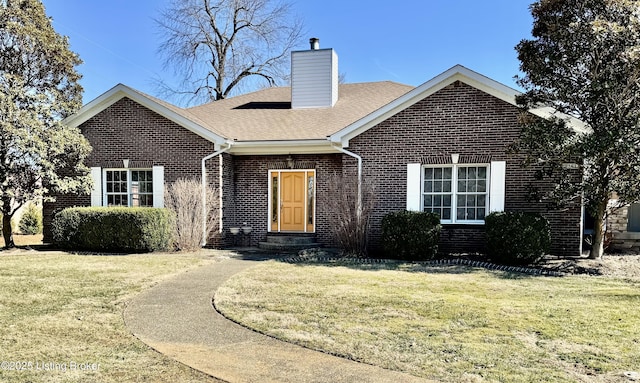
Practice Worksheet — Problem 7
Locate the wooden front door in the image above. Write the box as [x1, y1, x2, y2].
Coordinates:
[280, 172, 306, 231]
[270, 170, 315, 232]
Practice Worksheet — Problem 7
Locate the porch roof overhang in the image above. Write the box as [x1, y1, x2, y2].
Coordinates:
[227, 139, 341, 155]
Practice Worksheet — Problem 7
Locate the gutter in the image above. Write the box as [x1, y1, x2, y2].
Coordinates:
[201, 143, 233, 246]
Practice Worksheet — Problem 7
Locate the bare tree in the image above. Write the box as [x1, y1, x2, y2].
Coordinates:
[156, 0, 304, 105]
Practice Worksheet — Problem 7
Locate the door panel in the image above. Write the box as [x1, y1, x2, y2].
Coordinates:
[280, 172, 306, 231]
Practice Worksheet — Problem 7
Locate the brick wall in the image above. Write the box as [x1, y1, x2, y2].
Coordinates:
[226, 154, 343, 247]
[347, 81, 582, 256]
[44, 97, 217, 242]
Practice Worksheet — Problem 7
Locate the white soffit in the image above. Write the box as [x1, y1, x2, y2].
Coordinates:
[228, 139, 340, 155]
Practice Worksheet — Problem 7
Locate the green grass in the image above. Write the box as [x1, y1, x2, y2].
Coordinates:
[0, 250, 221, 383]
[215, 261, 640, 383]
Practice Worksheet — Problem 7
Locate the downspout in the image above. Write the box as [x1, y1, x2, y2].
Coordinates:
[333, 144, 362, 216]
[201, 143, 232, 247]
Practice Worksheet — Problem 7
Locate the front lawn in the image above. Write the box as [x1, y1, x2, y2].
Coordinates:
[215, 260, 640, 383]
[0, 250, 222, 383]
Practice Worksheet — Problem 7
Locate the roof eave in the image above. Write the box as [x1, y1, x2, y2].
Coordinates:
[63, 84, 228, 147]
[329, 65, 520, 147]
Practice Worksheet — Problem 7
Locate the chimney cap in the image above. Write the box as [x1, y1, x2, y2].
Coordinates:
[309, 37, 320, 50]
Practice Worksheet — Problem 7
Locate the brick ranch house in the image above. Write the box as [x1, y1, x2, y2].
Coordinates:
[44, 42, 589, 256]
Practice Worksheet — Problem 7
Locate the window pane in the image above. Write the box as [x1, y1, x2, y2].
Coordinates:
[457, 208, 465, 220]
[106, 172, 113, 182]
[458, 167, 467, 179]
[114, 183, 120, 193]
[457, 195, 466, 207]
[121, 182, 128, 193]
[467, 195, 477, 207]
[434, 195, 442, 207]
[477, 180, 487, 192]
[478, 208, 486, 220]
[468, 181, 477, 192]
[478, 167, 487, 179]
[308, 175, 314, 224]
[425, 181, 433, 193]
[467, 208, 476, 220]
[477, 195, 486, 207]
[434, 168, 442, 179]
[469, 167, 476, 179]
[423, 195, 433, 207]
[132, 172, 139, 182]
[434, 181, 442, 192]
[443, 167, 452, 179]
[458, 180, 466, 192]
[272, 176, 278, 222]
[106, 183, 113, 193]
[424, 168, 433, 180]
[443, 180, 451, 192]
[442, 208, 451, 220]
[114, 172, 120, 181]
[443, 195, 451, 207]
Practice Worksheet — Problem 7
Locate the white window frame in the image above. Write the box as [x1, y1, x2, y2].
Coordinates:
[103, 168, 154, 207]
[421, 163, 490, 225]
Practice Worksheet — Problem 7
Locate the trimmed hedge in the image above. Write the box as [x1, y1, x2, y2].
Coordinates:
[381, 210, 441, 260]
[52, 207, 174, 253]
[485, 211, 551, 266]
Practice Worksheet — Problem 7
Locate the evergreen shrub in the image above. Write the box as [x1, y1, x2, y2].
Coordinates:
[52, 207, 174, 252]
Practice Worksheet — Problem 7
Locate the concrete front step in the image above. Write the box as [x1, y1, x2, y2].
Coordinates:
[258, 241, 321, 252]
[265, 235, 317, 245]
[258, 235, 320, 252]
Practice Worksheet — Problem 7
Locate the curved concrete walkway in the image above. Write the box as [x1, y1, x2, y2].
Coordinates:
[124, 254, 435, 383]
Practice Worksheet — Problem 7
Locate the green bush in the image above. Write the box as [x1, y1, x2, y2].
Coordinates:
[381, 210, 441, 260]
[52, 207, 174, 253]
[19, 203, 43, 235]
[485, 211, 551, 266]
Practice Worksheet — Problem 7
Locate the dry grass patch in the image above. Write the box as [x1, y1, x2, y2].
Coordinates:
[0, 250, 222, 383]
[215, 260, 640, 383]
[0, 233, 44, 248]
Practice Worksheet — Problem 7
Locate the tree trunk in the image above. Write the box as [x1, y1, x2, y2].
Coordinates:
[589, 200, 608, 259]
[2, 214, 14, 249]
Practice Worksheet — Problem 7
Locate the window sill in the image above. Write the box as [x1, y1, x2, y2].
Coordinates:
[440, 221, 485, 226]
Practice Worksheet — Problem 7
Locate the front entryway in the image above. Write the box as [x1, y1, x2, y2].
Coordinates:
[269, 170, 315, 233]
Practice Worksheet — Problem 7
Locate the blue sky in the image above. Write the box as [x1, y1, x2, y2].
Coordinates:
[41, 0, 534, 105]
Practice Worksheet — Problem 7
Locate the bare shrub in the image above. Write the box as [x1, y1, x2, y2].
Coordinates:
[326, 173, 376, 257]
[164, 178, 219, 251]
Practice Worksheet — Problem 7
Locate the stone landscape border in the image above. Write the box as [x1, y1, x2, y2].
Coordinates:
[278, 252, 567, 277]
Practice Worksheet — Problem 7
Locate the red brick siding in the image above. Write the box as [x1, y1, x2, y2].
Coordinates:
[347, 81, 581, 256]
[44, 97, 217, 242]
[226, 154, 343, 247]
